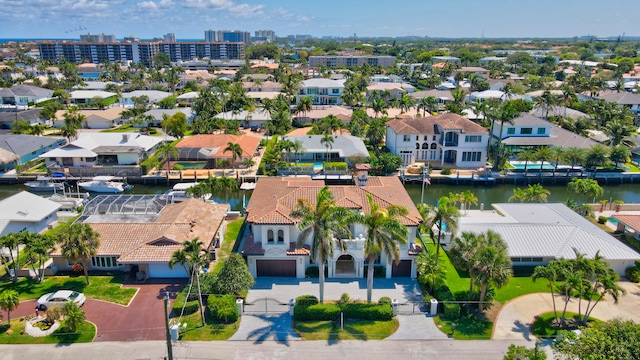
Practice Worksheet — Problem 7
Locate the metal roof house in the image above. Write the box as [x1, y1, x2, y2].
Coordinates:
[454, 203, 640, 276]
[0, 134, 65, 171]
[0, 191, 61, 236]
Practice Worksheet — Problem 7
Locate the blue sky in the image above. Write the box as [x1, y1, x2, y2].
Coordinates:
[0, 0, 636, 39]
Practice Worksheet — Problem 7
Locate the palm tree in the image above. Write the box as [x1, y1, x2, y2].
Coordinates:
[290, 186, 354, 303]
[63, 302, 85, 332]
[21, 232, 55, 282]
[0, 290, 20, 326]
[295, 96, 313, 119]
[585, 144, 610, 178]
[320, 133, 334, 163]
[508, 184, 550, 203]
[568, 178, 603, 205]
[169, 237, 208, 326]
[366, 118, 386, 152]
[449, 232, 482, 296]
[156, 141, 180, 174]
[0, 233, 21, 282]
[355, 194, 408, 303]
[472, 238, 513, 311]
[564, 147, 585, 175]
[534, 146, 554, 180]
[397, 93, 415, 114]
[417, 247, 445, 294]
[224, 141, 243, 174]
[58, 223, 100, 285]
[532, 262, 561, 321]
[610, 145, 630, 168]
[551, 147, 567, 181]
[419, 197, 460, 264]
[516, 148, 537, 177]
[460, 190, 478, 215]
[603, 117, 635, 148]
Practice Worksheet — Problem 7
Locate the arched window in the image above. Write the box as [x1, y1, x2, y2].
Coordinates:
[430, 143, 437, 149]
[415, 143, 420, 149]
[422, 142, 429, 149]
[267, 229, 274, 243]
[277, 230, 284, 243]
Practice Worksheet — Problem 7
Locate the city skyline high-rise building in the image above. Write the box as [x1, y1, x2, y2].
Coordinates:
[204, 30, 251, 43]
[79, 33, 116, 43]
[254, 30, 276, 42]
[162, 33, 176, 43]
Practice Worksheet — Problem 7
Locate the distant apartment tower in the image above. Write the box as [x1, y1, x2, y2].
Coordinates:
[123, 35, 140, 42]
[79, 33, 116, 43]
[38, 40, 244, 67]
[309, 55, 396, 68]
[163, 33, 176, 43]
[204, 30, 250, 43]
[254, 30, 275, 42]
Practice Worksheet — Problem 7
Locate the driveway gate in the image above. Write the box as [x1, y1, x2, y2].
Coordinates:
[396, 300, 430, 315]
[243, 297, 290, 314]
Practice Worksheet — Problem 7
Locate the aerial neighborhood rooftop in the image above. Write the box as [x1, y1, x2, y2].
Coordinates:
[1, 27, 640, 356]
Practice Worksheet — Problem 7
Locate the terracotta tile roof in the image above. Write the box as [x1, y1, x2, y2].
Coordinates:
[246, 177, 421, 227]
[240, 233, 264, 255]
[386, 113, 488, 135]
[287, 243, 310, 256]
[54, 199, 228, 264]
[176, 134, 260, 158]
[612, 214, 640, 232]
[408, 243, 423, 255]
[355, 163, 371, 170]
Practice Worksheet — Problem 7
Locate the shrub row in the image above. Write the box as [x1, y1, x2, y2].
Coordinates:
[323, 162, 348, 171]
[293, 295, 393, 321]
[626, 260, 640, 283]
[207, 295, 239, 324]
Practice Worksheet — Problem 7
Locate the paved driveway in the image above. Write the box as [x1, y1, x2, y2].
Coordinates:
[1, 280, 184, 342]
[493, 281, 640, 340]
[231, 277, 447, 342]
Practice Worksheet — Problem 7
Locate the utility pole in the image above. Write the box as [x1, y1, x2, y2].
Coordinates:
[164, 291, 173, 360]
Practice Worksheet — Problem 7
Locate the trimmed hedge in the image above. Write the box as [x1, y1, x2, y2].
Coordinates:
[305, 266, 328, 278]
[443, 303, 461, 320]
[323, 161, 348, 171]
[296, 295, 319, 307]
[341, 303, 393, 321]
[294, 303, 341, 321]
[378, 297, 392, 305]
[625, 261, 640, 282]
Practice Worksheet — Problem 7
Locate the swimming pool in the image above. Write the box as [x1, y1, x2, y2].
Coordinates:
[509, 161, 555, 171]
[313, 162, 323, 171]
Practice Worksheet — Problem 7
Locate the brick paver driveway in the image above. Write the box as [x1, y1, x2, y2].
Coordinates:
[2, 279, 185, 342]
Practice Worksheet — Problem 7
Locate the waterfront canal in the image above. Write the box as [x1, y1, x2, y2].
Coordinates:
[3, 181, 640, 211]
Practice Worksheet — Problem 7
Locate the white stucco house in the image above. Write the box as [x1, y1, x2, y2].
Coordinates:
[454, 203, 640, 276]
[241, 176, 422, 278]
[385, 113, 489, 168]
[0, 191, 61, 236]
[297, 78, 345, 106]
[39, 132, 163, 168]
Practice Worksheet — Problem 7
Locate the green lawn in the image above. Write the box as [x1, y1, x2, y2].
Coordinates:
[531, 311, 602, 338]
[433, 314, 492, 340]
[212, 218, 244, 275]
[625, 162, 640, 172]
[101, 124, 137, 133]
[294, 319, 398, 340]
[177, 310, 239, 341]
[0, 319, 96, 344]
[440, 249, 550, 304]
[0, 274, 136, 305]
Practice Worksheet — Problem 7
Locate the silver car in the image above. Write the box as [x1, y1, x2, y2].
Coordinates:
[36, 290, 87, 310]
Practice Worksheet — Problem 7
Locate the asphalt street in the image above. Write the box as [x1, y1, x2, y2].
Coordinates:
[3, 339, 540, 360]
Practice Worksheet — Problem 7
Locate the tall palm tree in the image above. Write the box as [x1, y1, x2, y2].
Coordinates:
[169, 237, 208, 326]
[449, 232, 482, 296]
[58, 223, 100, 285]
[354, 194, 408, 303]
[156, 141, 180, 174]
[0, 290, 20, 326]
[320, 133, 334, 162]
[418, 197, 460, 264]
[417, 247, 445, 294]
[0, 233, 21, 283]
[397, 93, 415, 114]
[366, 118, 386, 152]
[224, 141, 243, 174]
[516, 148, 537, 177]
[295, 96, 313, 119]
[585, 144, 610, 178]
[472, 239, 512, 311]
[290, 186, 354, 303]
[534, 146, 555, 180]
[532, 262, 561, 321]
[551, 147, 567, 181]
[21, 232, 55, 282]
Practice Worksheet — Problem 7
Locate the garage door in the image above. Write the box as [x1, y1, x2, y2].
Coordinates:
[391, 260, 412, 277]
[147, 263, 189, 278]
[256, 260, 296, 277]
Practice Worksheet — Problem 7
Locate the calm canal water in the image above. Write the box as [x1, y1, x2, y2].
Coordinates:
[2, 181, 640, 211]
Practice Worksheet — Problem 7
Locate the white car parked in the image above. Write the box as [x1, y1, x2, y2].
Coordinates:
[36, 290, 87, 310]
